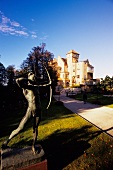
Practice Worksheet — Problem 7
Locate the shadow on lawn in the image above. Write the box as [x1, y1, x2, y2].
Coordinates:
[40, 125, 101, 170]
[7, 124, 101, 170]
[2, 123, 101, 169]
[1, 122, 109, 170]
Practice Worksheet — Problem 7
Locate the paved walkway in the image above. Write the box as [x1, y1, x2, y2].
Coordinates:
[54, 92, 113, 137]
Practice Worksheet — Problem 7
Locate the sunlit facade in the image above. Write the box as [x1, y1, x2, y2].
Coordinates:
[55, 50, 94, 87]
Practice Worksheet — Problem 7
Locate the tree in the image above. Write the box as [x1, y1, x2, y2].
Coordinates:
[20, 43, 53, 75]
[0, 62, 7, 85]
[6, 65, 15, 86]
[20, 43, 58, 94]
[21, 43, 57, 81]
[100, 75, 113, 94]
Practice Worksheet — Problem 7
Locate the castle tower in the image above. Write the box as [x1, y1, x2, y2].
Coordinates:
[66, 50, 79, 86]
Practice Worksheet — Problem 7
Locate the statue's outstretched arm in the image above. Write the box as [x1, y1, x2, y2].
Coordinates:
[16, 78, 27, 88]
[16, 77, 51, 89]
[16, 78, 34, 89]
[34, 80, 52, 87]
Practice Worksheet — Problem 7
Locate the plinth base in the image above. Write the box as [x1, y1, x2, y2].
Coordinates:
[1, 144, 47, 170]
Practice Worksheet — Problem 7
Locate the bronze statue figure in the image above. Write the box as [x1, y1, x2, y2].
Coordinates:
[2, 72, 52, 154]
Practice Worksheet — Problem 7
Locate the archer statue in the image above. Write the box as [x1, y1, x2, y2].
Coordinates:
[2, 70, 52, 154]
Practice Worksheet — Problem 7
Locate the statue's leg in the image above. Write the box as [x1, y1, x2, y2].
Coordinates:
[2, 107, 31, 149]
[32, 116, 41, 154]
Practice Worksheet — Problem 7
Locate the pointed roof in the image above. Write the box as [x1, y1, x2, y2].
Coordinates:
[61, 58, 67, 65]
[66, 50, 79, 55]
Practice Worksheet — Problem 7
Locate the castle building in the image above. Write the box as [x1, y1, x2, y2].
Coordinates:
[55, 50, 94, 87]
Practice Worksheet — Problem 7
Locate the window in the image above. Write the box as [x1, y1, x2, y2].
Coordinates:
[77, 75, 80, 78]
[65, 74, 68, 79]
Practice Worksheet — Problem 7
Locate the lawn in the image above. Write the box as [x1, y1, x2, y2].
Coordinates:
[0, 98, 113, 170]
[70, 93, 113, 108]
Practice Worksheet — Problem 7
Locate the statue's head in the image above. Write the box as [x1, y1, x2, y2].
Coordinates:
[28, 72, 36, 82]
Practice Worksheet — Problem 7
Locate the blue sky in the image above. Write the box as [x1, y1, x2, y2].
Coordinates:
[0, 0, 113, 78]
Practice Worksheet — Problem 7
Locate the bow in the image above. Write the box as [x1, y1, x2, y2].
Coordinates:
[42, 64, 52, 110]
[32, 54, 52, 110]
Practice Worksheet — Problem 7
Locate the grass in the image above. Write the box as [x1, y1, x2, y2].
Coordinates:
[70, 93, 113, 108]
[1, 98, 113, 170]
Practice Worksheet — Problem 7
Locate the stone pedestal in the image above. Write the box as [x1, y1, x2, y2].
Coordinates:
[1, 144, 47, 170]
